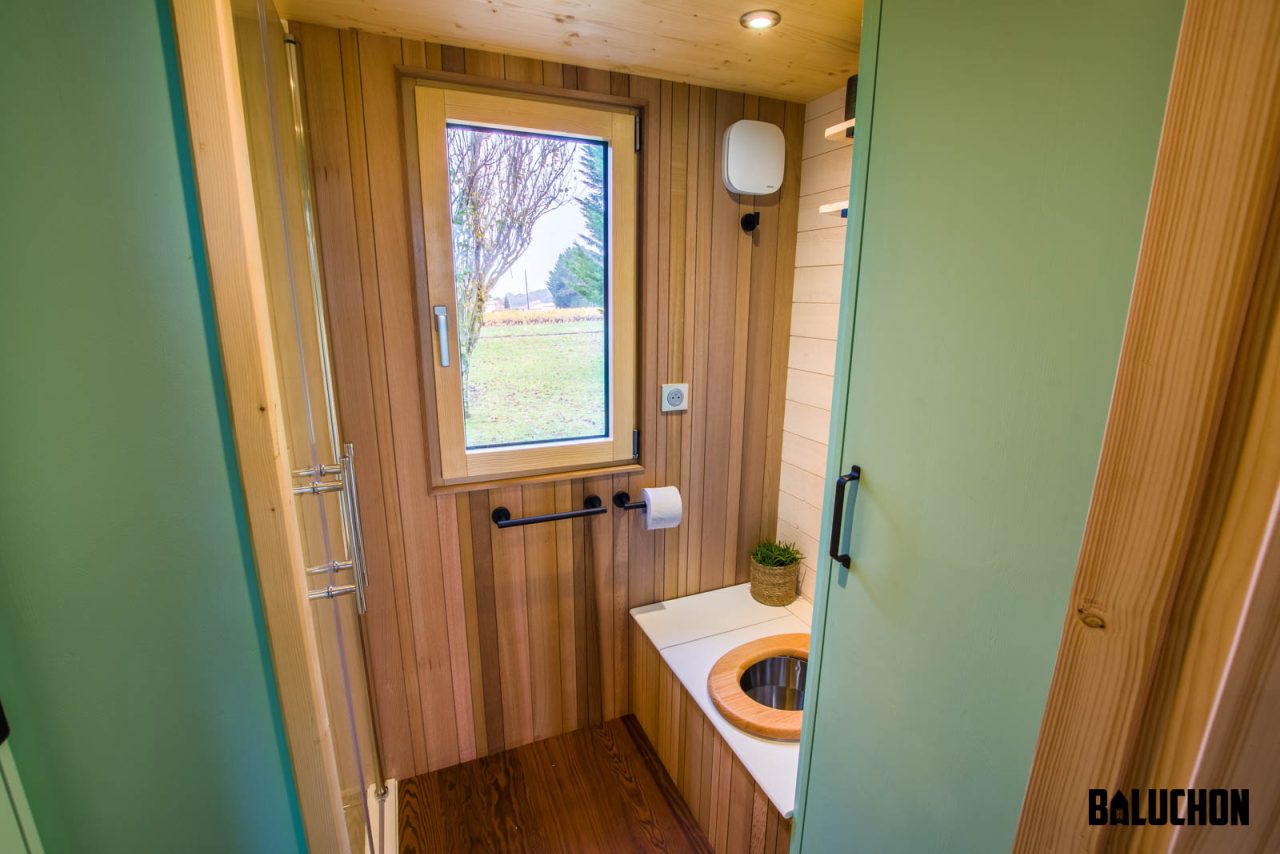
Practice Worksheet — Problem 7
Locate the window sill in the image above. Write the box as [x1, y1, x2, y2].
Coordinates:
[429, 461, 645, 495]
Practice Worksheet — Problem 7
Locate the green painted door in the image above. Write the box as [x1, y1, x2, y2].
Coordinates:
[793, 0, 1184, 851]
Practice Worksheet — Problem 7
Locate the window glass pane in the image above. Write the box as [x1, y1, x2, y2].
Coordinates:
[446, 123, 609, 450]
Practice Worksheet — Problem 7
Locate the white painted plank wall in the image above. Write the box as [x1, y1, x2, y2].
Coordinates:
[776, 86, 851, 601]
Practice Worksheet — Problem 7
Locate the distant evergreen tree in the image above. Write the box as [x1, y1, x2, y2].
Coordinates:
[546, 250, 588, 308]
[543, 145, 607, 308]
[577, 146, 605, 257]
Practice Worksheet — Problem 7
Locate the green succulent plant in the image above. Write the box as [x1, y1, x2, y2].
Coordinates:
[750, 539, 803, 568]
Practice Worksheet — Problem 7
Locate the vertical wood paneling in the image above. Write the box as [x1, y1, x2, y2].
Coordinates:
[577, 65, 611, 94]
[611, 473, 631, 716]
[440, 45, 464, 73]
[522, 483, 561, 740]
[463, 49, 504, 79]
[467, 488, 505, 754]
[409, 32, 474, 756]
[678, 88, 704, 599]
[357, 29, 462, 772]
[553, 480, 577, 732]
[583, 474, 616, 720]
[571, 480, 592, 727]
[541, 61, 563, 88]
[725, 94, 758, 587]
[684, 88, 716, 599]
[296, 22, 803, 778]
[503, 55, 542, 84]
[434, 494, 476, 761]
[297, 23, 417, 779]
[400, 39, 425, 68]
[490, 485, 534, 747]
[454, 493, 488, 759]
[663, 81, 684, 596]
[701, 90, 745, 591]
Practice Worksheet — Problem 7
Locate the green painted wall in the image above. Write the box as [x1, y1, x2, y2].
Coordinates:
[0, 2, 305, 852]
[794, 0, 1184, 851]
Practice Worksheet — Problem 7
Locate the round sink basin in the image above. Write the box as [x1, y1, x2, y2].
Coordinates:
[707, 633, 809, 741]
[740, 654, 807, 711]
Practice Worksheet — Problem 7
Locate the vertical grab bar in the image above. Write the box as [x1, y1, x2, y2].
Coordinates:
[339, 443, 369, 613]
[343, 444, 368, 590]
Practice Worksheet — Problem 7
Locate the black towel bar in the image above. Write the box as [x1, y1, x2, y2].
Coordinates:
[491, 495, 606, 528]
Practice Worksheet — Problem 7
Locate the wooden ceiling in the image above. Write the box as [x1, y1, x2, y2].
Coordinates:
[275, 0, 861, 102]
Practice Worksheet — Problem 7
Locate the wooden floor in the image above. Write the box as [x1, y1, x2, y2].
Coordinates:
[399, 715, 713, 852]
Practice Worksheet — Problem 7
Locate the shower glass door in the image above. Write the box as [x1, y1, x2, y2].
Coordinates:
[233, 3, 386, 851]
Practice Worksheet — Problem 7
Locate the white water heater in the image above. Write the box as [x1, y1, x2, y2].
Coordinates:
[722, 119, 786, 195]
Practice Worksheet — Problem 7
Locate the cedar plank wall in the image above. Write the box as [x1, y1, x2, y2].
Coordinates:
[293, 23, 805, 778]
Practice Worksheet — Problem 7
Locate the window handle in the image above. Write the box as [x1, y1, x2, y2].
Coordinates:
[433, 305, 450, 368]
[829, 464, 861, 568]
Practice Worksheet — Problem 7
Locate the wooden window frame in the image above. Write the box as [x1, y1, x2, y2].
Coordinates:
[406, 80, 639, 488]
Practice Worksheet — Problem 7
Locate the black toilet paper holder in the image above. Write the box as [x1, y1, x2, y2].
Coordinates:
[613, 491, 646, 511]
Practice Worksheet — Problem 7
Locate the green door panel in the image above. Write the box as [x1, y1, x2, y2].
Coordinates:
[794, 0, 1184, 851]
[0, 2, 305, 852]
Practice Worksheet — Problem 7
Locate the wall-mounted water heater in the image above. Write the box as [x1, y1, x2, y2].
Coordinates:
[722, 119, 786, 195]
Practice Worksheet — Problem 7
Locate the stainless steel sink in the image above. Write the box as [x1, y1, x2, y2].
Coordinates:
[740, 655, 807, 711]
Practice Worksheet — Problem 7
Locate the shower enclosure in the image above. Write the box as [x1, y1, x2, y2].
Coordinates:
[232, 3, 386, 851]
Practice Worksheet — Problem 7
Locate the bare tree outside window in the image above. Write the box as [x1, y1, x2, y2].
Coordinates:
[446, 123, 610, 449]
[446, 126, 576, 402]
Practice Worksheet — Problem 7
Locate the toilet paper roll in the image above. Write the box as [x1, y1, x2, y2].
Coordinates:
[641, 486, 683, 531]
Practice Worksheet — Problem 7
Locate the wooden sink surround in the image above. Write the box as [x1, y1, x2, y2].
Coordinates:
[707, 633, 810, 741]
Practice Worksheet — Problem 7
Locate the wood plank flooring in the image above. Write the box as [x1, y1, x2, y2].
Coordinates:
[399, 715, 713, 852]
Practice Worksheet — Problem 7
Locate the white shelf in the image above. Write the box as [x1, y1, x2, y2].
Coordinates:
[818, 200, 849, 218]
[823, 118, 855, 141]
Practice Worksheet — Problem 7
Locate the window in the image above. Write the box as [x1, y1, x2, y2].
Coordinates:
[412, 83, 638, 485]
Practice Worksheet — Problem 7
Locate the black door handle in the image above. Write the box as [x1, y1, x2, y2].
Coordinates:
[829, 464, 862, 568]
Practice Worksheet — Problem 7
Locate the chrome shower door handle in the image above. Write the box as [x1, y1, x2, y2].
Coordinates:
[829, 464, 862, 568]
[340, 443, 369, 614]
[433, 305, 450, 367]
[342, 443, 368, 591]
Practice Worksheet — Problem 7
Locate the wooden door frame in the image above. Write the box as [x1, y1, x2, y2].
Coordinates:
[1016, 0, 1280, 848]
[168, 1, 349, 850]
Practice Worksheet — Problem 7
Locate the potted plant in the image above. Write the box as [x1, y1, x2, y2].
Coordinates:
[749, 539, 804, 606]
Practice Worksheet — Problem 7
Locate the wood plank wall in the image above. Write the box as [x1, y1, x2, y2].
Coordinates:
[631, 624, 794, 853]
[292, 22, 805, 779]
[776, 86, 853, 602]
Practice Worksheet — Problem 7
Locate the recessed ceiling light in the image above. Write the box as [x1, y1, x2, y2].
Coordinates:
[740, 9, 782, 30]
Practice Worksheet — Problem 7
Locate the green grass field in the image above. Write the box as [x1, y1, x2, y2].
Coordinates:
[463, 318, 607, 448]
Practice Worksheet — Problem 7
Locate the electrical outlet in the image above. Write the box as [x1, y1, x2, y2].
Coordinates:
[661, 383, 689, 413]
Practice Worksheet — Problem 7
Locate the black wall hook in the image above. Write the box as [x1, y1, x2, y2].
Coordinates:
[741, 212, 761, 233]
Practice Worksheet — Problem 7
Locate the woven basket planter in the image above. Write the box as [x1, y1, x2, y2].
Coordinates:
[749, 558, 799, 606]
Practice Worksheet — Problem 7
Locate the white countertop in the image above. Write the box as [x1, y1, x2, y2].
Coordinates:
[630, 584, 813, 818]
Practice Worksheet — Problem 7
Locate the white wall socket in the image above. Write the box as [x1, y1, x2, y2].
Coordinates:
[661, 383, 689, 413]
